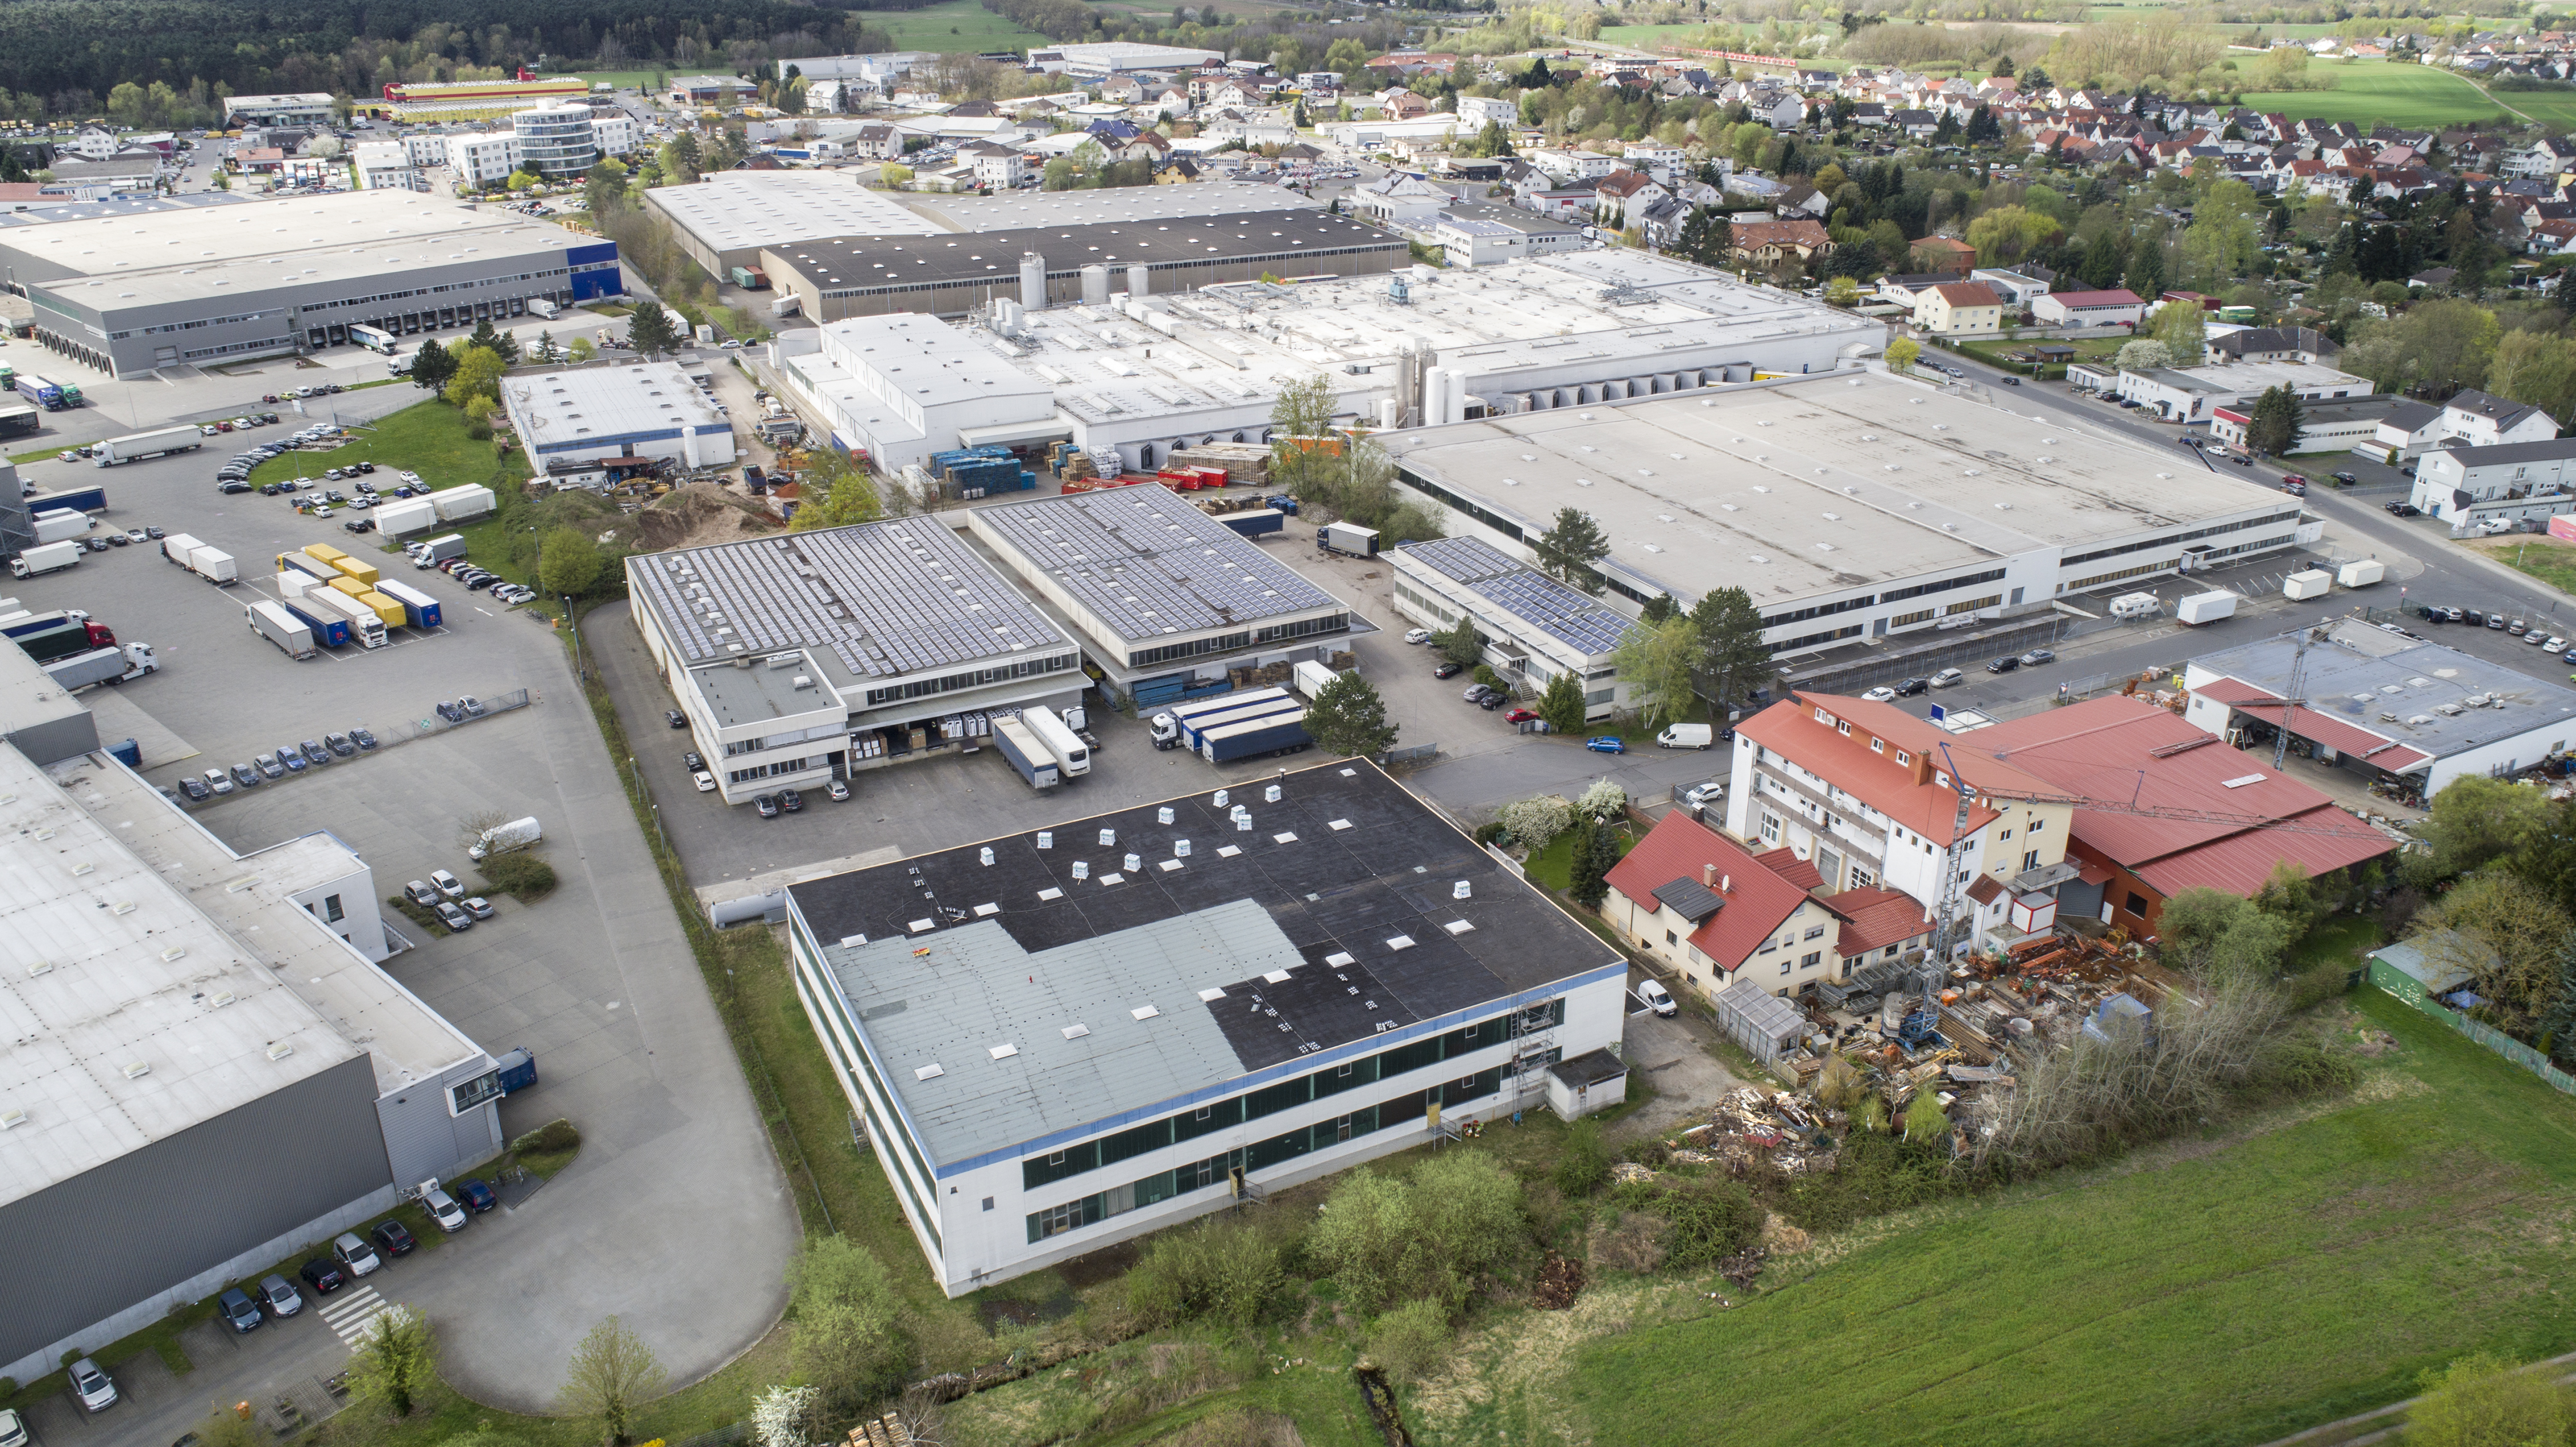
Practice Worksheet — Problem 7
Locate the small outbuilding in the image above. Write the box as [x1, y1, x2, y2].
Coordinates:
[1546, 1049, 1631, 1120]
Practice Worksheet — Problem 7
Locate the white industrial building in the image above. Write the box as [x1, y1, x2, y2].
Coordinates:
[780, 761, 1627, 1295]
[767, 250, 1883, 475]
[1028, 41, 1227, 76]
[2208, 395, 2400, 456]
[623, 520, 1088, 805]
[1381, 370, 2316, 650]
[2112, 357, 2374, 424]
[445, 132, 523, 186]
[1388, 536, 1636, 721]
[966, 485, 1358, 706]
[1428, 203, 1589, 267]
[499, 362, 737, 472]
[2407, 437, 2576, 526]
[642, 171, 940, 276]
[2184, 620, 2576, 795]
[778, 314, 1053, 473]
[0, 653, 505, 1385]
[222, 92, 335, 127]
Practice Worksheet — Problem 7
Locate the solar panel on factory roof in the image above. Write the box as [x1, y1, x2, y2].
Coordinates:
[978, 485, 1340, 641]
[1402, 536, 1633, 657]
[633, 520, 1069, 677]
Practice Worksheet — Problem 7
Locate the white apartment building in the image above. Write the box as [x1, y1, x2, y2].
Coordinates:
[445, 132, 521, 186]
[351, 141, 428, 193]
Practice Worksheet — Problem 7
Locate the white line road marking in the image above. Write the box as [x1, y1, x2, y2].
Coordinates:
[475, 607, 491, 616]
[319, 1284, 392, 1347]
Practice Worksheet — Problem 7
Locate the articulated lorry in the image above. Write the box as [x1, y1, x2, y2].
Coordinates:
[247, 599, 317, 659]
[1199, 708, 1311, 765]
[15, 616, 117, 664]
[45, 642, 157, 689]
[1020, 705, 1091, 778]
[95, 427, 203, 465]
[990, 715, 1061, 790]
[372, 578, 441, 629]
[302, 587, 386, 648]
[1316, 521, 1378, 557]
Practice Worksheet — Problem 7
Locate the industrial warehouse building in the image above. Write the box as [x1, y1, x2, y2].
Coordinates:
[643, 172, 939, 276]
[624, 520, 1088, 805]
[0, 650, 506, 1385]
[757, 209, 1408, 324]
[499, 361, 737, 472]
[1381, 370, 2317, 656]
[768, 250, 1883, 475]
[0, 189, 622, 377]
[966, 484, 1359, 707]
[2183, 620, 2576, 796]
[1388, 536, 1636, 722]
[778, 313, 1055, 473]
[781, 761, 1627, 1294]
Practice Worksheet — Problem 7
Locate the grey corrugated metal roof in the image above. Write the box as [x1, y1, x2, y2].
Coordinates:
[824, 901, 1281, 1167]
[976, 484, 1341, 641]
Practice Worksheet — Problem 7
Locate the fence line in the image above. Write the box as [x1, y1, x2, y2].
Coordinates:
[2372, 970, 2576, 1096]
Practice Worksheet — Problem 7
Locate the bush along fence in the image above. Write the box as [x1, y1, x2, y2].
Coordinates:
[2368, 958, 2576, 1096]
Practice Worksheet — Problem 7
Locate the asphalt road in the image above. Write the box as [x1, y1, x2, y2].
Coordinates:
[7, 438, 799, 1427]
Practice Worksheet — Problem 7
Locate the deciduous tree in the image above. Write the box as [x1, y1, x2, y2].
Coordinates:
[443, 345, 507, 410]
[1536, 670, 1586, 734]
[1613, 615, 1701, 730]
[1884, 337, 1921, 373]
[538, 525, 605, 598]
[347, 1306, 434, 1420]
[787, 1236, 910, 1416]
[559, 1316, 664, 1446]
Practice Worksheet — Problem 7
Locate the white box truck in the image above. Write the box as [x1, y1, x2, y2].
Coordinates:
[32, 509, 89, 545]
[11, 541, 81, 579]
[2176, 590, 2238, 625]
[94, 426, 203, 465]
[1020, 705, 1091, 778]
[186, 544, 238, 585]
[410, 532, 468, 567]
[1291, 659, 1341, 700]
[160, 533, 204, 566]
[431, 483, 494, 522]
[527, 297, 559, 319]
[247, 599, 317, 659]
[2283, 569, 2332, 602]
[372, 496, 440, 536]
[467, 816, 542, 860]
[2336, 559, 2385, 588]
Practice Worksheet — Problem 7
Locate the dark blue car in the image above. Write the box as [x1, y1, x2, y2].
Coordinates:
[457, 1178, 498, 1213]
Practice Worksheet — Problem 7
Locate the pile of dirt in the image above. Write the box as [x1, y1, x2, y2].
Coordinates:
[623, 481, 784, 554]
[1532, 1251, 1585, 1310]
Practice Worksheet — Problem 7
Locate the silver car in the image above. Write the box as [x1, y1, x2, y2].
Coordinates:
[424, 1185, 469, 1232]
[69, 1357, 116, 1413]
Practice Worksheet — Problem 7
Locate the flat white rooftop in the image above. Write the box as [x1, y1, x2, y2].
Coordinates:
[641, 171, 939, 256]
[1, 188, 551, 279]
[1, 747, 478, 1210]
[501, 362, 728, 451]
[905, 181, 1320, 232]
[1382, 370, 2297, 605]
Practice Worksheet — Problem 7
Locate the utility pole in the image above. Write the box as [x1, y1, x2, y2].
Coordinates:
[2274, 623, 2318, 772]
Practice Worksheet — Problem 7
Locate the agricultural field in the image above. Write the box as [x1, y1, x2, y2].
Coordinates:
[2239, 58, 2515, 127]
[1477, 991, 2576, 1447]
[855, 0, 1054, 53]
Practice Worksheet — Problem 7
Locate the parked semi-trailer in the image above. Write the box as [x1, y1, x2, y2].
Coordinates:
[1316, 521, 1379, 556]
[1, 608, 100, 641]
[185, 545, 238, 585]
[1291, 660, 1342, 700]
[1020, 705, 1091, 778]
[1219, 508, 1285, 540]
[247, 599, 317, 659]
[278, 551, 341, 584]
[2176, 590, 2239, 626]
[990, 715, 1062, 790]
[1151, 688, 1266, 750]
[25, 485, 108, 517]
[1174, 687, 1301, 753]
[372, 578, 441, 629]
[94, 426, 203, 466]
[303, 586, 387, 647]
[1199, 709, 1312, 764]
[31, 509, 91, 545]
[11, 541, 84, 579]
[17, 617, 117, 663]
[328, 554, 381, 587]
[278, 596, 353, 649]
[45, 642, 158, 688]
[162, 533, 206, 566]
[14, 374, 64, 410]
[374, 497, 439, 536]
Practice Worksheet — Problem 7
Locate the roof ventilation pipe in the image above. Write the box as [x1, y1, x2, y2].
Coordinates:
[1020, 252, 1045, 311]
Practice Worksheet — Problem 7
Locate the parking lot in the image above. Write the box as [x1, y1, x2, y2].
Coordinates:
[6, 441, 799, 1414]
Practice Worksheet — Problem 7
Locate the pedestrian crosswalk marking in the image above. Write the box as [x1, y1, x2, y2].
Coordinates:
[319, 1284, 392, 1348]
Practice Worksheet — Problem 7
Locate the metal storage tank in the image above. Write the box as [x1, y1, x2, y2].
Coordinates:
[1127, 263, 1149, 298]
[1081, 264, 1111, 306]
[1020, 252, 1046, 311]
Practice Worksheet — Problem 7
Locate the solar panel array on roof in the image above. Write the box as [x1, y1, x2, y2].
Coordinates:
[631, 520, 1069, 677]
[1403, 536, 1633, 657]
[976, 484, 1342, 640]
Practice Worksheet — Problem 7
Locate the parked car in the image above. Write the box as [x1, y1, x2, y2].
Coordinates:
[459, 696, 484, 717]
[258, 1273, 302, 1317]
[299, 739, 330, 766]
[430, 868, 464, 898]
[2018, 648, 2056, 666]
[405, 879, 440, 907]
[2385, 501, 2423, 517]
[1433, 661, 1463, 679]
[423, 1185, 468, 1232]
[1860, 685, 1898, 702]
[693, 770, 717, 792]
[371, 1219, 417, 1257]
[325, 732, 357, 757]
[456, 1178, 499, 1212]
[68, 1358, 116, 1414]
[332, 1232, 382, 1276]
[1637, 978, 1677, 1016]
[298, 1256, 346, 1294]
[1503, 707, 1539, 723]
[1929, 668, 1966, 688]
[1403, 627, 1433, 644]
[666, 709, 688, 729]
[435, 900, 472, 931]
[216, 1287, 263, 1334]
[1462, 683, 1495, 703]
[827, 777, 851, 801]
[1894, 677, 1930, 697]
[1584, 736, 1626, 754]
[435, 699, 465, 722]
[274, 745, 306, 774]
[463, 896, 495, 920]
[2332, 471, 2358, 486]
[755, 793, 781, 819]
[1476, 692, 1507, 710]
[780, 788, 804, 813]
[255, 755, 285, 780]
[203, 767, 235, 796]
[351, 726, 378, 750]
[1986, 656, 2021, 674]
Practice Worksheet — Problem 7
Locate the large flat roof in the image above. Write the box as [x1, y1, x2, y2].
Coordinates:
[766, 209, 1394, 300]
[627, 519, 1074, 681]
[641, 172, 939, 256]
[2189, 621, 2576, 764]
[1395, 536, 1630, 657]
[903, 181, 1320, 232]
[500, 362, 726, 452]
[0, 192, 250, 232]
[1384, 370, 2294, 605]
[789, 761, 1618, 1164]
[971, 484, 1344, 641]
[1, 189, 548, 278]
[1, 746, 481, 1210]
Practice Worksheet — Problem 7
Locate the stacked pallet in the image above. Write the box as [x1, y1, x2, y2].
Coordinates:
[1170, 441, 1273, 484]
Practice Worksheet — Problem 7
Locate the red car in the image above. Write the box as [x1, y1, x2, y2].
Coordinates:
[2279, 474, 2307, 495]
[1503, 708, 1539, 723]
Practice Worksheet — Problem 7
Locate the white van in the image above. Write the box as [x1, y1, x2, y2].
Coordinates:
[467, 816, 542, 860]
[1656, 722, 1713, 749]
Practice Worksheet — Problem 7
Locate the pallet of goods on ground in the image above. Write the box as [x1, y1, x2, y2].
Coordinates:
[1167, 442, 1272, 485]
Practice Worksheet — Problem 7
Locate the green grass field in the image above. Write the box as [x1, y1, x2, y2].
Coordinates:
[247, 396, 527, 496]
[856, 0, 1054, 53]
[1542, 990, 2576, 1447]
[2240, 58, 2515, 127]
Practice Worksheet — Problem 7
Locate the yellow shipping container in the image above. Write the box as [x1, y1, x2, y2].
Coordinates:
[330, 556, 381, 587]
[329, 576, 370, 599]
[303, 543, 350, 566]
[358, 591, 406, 628]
